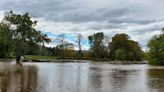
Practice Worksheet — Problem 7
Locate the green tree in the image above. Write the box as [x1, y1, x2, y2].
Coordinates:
[128, 40, 143, 61]
[3, 11, 50, 63]
[88, 32, 105, 59]
[109, 33, 143, 61]
[148, 29, 164, 65]
[0, 23, 13, 58]
[109, 34, 129, 60]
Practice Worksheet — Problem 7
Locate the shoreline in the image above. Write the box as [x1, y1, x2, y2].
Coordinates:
[0, 58, 148, 64]
[23, 59, 148, 64]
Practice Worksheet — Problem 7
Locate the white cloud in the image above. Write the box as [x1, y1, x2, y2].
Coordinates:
[0, 11, 4, 21]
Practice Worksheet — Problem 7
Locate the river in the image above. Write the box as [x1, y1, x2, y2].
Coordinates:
[0, 61, 164, 92]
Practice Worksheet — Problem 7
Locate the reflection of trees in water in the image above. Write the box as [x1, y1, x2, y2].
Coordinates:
[88, 67, 133, 92]
[0, 65, 38, 92]
[147, 69, 164, 92]
[20, 65, 38, 92]
[88, 66, 102, 92]
[75, 63, 89, 92]
[75, 64, 81, 92]
[109, 69, 129, 92]
[56, 64, 65, 92]
[0, 71, 11, 92]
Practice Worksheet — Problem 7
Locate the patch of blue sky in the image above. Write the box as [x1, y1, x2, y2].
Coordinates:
[44, 32, 90, 50]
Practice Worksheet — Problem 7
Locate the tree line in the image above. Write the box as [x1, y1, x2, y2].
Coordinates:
[0, 11, 86, 61]
[0, 11, 163, 65]
[87, 28, 164, 64]
[88, 32, 143, 61]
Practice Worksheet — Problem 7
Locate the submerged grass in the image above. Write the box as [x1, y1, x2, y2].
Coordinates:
[24, 55, 57, 62]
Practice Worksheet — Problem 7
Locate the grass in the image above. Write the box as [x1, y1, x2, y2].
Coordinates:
[24, 55, 57, 61]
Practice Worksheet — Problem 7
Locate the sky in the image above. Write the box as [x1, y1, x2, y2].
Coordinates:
[0, 0, 164, 51]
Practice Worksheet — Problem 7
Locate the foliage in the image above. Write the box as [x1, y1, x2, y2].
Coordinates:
[109, 34, 129, 60]
[109, 33, 143, 61]
[53, 43, 76, 59]
[88, 32, 105, 58]
[115, 49, 126, 60]
[147, 29, 164, 65]
[0, 11, 51, 61]
[83, 52, 92, 60]
[88, 33, 143, 61]
[0, 23, 13, 58]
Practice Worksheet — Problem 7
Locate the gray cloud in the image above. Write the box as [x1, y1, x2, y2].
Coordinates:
[0, 0, 164, 50]
[1, 0, 164, 23]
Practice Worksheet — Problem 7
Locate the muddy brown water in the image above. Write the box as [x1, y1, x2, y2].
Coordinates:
[0, 61, 164, 92]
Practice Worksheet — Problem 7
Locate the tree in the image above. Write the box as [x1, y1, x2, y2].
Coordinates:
[109, 33, 143, 61]
[148, 29, 164, 65]
[77, 33, 83, 59]
[3, 11, 51, 63]
[128, 40, 143, 61]
[57, 33, 66, 58]
[109, 34, 129, 60]
[88, 32, 105, 59]
[0, 23, 13, 58]
[64, 43, 75, 59]
[54, 43, 75, 59]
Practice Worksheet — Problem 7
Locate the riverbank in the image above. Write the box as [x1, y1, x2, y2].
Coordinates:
[0, 56, 148, 64]
[23, 59, 88, 63]
[91, 60, 148, 64]
[22, 59, 148, 64]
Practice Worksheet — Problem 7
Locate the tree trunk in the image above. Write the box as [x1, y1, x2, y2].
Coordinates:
[16, 52, 22, 66]
[78, 39, 82, 60]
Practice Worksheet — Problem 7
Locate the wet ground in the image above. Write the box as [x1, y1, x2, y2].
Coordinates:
[0, 61, 164, 92]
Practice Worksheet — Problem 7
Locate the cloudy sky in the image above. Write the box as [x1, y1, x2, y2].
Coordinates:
[0, 0, 164, 50]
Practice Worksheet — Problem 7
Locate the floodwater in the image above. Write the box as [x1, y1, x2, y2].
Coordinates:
[0, 61, 164, 92]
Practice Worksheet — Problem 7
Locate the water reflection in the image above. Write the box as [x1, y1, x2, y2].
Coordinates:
[147, 68, 164, 92]
[88, 66, 102, 92]
[88, 64, 144, 92]
[110, 69, 129, 92]
[0, 64, 38, 92]
[0, 62, 164, 92]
